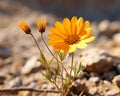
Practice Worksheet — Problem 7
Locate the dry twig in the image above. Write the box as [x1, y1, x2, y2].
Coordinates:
[0, 88, 59, 93]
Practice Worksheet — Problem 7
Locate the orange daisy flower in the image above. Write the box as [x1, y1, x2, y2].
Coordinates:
[37, 19, 47, 33]
[18, 21, 31, 34]
[48, 16, 95, 53]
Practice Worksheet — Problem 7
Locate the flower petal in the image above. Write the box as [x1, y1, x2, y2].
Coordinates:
[71, 16, 77, 35]
[63, 18, 71, 35]
[81, 28, 92, 39]
[84, 21, 90, 29]
[61, 44, 69, 52]
[49, 34, 64, 40]
[76, 17, 83, 34]
[50, 28, 66, 38]
[53, 43, 69, 52]
[37, 19, 41, 29]
[48, 40, 64, 45]
[82, 36, 95, 43]
[69, 45, 77, 53]
[55, 21, 67, 35]
[76, 42, 87, 49]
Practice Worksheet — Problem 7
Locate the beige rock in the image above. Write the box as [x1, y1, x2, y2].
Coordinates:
[89, 76, 100, 83]
[81, 48, 116, 73]
[21, 56, 42, 75]
[98, 20, 110, 33]
[112, 75, 120, 88]
[106, 89, 120, 96]
[89, 87, 98, 95]
[7, 77, 22, 88]
[110, 21, 120, 32]
[0, 58, 4, 67]
[113, 33, 120, 45]
[109, 47, 120, 58]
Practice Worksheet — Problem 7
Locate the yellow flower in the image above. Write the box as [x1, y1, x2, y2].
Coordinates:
[37, 19, 47, 33]
[18, 21, 31, 34]
[48, 16, 95, 53]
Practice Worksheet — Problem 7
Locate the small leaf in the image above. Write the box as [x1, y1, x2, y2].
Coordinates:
[73, 67, 77, 78]
[63, 76, 72, 91]
[77, 62, 83, 74]
[40, 71, 47, 78]
[40, 53, 47, 64]
[46, 71, 51, 81]
[73, 62, 83, 78]
[38, 58, 46, 65]
[56, 51, 68, 61]
[40, 71, 52, 82]
[48, 57, 54, 65]
[38, 53, 48, 68]
[52, 64, 60, 81]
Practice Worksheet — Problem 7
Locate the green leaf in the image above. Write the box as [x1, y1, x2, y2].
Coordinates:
[73, 62, 83, 78]
[46, 71, 51, 81]
[40, 53, 47, 64]
[74, 67, 77, 78]
[63, 76, 72, 91]
[56, 51, 68, 61]
[77, 62, 82, 74]
[38, 58, 46, 65]
[38, 53, 48, 68]
[40, 71, 52, 82]
[48, 57, 54, 65]
[52, 64, 60, 81]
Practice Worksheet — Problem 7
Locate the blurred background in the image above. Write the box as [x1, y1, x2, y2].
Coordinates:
[1, 0, 120, 21]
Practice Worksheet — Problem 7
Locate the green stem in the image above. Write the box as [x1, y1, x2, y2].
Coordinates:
[61, 62, 63, 92]
[70, 52, 74, 78]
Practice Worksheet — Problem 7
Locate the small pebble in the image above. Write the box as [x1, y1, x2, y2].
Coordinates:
[89, 76, 100, 83]
[7, 77, 22, 88]
[21, 56, 42, 75]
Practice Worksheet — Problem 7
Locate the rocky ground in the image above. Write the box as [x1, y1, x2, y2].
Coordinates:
[1, 0, 120, 96]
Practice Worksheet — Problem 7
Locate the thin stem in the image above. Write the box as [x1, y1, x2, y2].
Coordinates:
[61, 61, 63, 92]
[70, 52, 74, 78]
[30, 33, 42, 54]
[52, 80, 64, 95]
[40, 33, 69, 75]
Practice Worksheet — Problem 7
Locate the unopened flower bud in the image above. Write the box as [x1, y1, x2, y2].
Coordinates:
[18, 21, 31, 34]
[37, 19, 47, 33]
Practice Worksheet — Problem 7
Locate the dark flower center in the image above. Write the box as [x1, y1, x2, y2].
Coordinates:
[64, 35, 79, 45]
